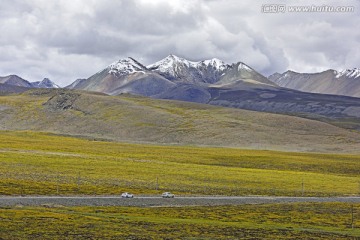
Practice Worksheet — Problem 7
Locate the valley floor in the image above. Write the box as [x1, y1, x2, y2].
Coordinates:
[0, 130, 359, 197]
[0, 130, 359, 239]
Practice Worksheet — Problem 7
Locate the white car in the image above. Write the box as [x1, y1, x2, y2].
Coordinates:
[121, 192, 134, 198]
[162, 192, 175, 198]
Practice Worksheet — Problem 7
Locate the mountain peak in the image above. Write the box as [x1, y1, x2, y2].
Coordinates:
[285, 70, 298, 74]
[165, 54, 192, 62]
[0, 74, 33, 88]
[108, 57, 147, 76]
[280, 70, 300, 78]
[201, 58, 228, 71]
[268, 68, 360, 98]
[32, 78, 60, 88]
[41, 78, 51, 83]
[237, 62, 253, 72]
[166, 54, 196, 66]
[167, 54, 181, 60]
[147, 55, 197, 72]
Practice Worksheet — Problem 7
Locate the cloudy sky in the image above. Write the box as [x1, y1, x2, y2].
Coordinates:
[1, 0, 359, 86]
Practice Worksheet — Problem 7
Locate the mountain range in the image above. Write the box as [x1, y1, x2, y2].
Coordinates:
[3, 55, 359, 99]
[67, 55, 360, 130]
[1, 55, 360, 130]
[68, 54, 276, 103]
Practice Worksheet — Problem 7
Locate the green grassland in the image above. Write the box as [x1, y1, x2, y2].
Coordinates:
[1, 203, 359, 239]
[0, 131, 359, 196]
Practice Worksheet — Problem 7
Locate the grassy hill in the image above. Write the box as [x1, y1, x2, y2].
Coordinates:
[0, 89, 359, 153]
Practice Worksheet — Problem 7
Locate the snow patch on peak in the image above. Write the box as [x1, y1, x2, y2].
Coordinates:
[108, 57, 146, 75]
[237, 62, 252, 72]
[202, 58, 228, 71]
[335, 68, 360, 79]
[148, 54, 197, 69]
[149, 55, 229, 72]
[148, 55, 232, 84]
[167, 54, 187, 62]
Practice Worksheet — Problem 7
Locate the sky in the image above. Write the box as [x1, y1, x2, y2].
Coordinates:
[0, 0, 359, 86]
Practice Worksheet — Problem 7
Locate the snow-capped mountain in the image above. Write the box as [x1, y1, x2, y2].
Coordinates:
[69, 57, 175, 96]
[202, 58, 228, 71]
[269, 68, 360, 98]
[148, 54, 275, 87]
[69, 54, 275, 103]
[147, 54, 196, 76]
[147, 54, 230, 84]
[108, 57, 147, 76]
[32, 78, 60, 88]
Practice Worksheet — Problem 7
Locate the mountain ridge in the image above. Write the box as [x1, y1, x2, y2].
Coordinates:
[69, 54, 275, 95]
[3, 55, 358, 131]
[269, 68, 360, 97]
[0, 75, 33, 88]
[32, 78, 60, 89]
[67, 55, 360, 130]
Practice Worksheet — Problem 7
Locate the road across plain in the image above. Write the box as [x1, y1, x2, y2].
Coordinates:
[0, 196, 360, 207]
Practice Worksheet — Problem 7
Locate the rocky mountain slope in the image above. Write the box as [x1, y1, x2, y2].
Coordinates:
[269, 68, 360, 97]
[1, 89, 359, 153]
[208, 86, 360, 130]
[0, 75, 33, 88]
[0, 83, 29, 95]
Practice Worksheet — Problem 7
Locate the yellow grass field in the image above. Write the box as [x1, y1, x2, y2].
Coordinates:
[1, 203, 359, 239]
[0, 130, 359, 196]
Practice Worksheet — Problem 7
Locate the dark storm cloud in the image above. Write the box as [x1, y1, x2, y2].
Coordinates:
[0, 0, 358, 85]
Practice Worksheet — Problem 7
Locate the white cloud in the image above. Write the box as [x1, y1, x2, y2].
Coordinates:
[0, 0, 359, 85]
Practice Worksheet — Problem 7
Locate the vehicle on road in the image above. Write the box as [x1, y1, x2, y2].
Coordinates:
[162, 192, 175, 198]
[121, 192, 134, 198]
